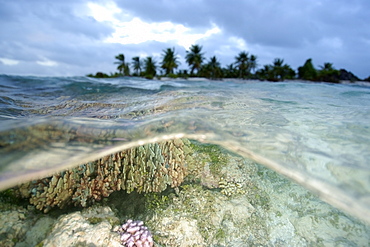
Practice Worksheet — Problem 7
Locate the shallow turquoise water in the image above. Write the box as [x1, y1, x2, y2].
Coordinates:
[0, 75, 370, 224]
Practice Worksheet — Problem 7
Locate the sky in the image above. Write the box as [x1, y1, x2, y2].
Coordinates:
[0, 0, 369, 78]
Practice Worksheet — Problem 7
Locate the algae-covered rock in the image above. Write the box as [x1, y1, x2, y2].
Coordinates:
[143, 146, 370, 246]
[0, 208, 31, 247]
[16, 216, 54, 247]
[0, 203, 55, 247]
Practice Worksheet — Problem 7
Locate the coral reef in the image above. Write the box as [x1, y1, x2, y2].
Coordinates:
[116, 219, 153, 247]
[2, 142, 370, 246]
[16, 139, 190, 212]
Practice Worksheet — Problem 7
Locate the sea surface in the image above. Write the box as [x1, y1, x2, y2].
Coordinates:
[1, 74, 370, 225]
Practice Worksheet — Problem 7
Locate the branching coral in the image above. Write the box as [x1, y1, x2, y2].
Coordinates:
[16, 139, 190, 212]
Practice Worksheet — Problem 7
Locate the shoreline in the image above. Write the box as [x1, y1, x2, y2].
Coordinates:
[158, 76, 370, 86]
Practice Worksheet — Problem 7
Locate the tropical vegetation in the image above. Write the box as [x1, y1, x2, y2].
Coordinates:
[143, 56, 157, 79]
[161, 48, 180, 76]
[87, 44, 364, 83]
[131, 56, 142, 76]
[185, 44, 205, 76]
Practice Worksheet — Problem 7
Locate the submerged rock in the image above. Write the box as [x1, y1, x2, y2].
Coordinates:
[0, 204, 55, 247]
[41, 207, 122, 247]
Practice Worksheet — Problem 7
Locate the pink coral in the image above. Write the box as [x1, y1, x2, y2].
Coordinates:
[117, 219, 154, 247]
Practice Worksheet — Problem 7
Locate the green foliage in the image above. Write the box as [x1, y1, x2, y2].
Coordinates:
[161, 47, 180, 75]
[86, 72, 122, 78]
[123, 62, 130, 76]
[143, 56, 157, 79]
[298, 58, 317, 80]
[316, 62, 340, 83]
[223, 63, 238, 78]
[235, 51, 250, 79]
[87, 72, 110, 78]
[298, 59, 342, 83]
[186, 44, 205, 76]
[176, 69, 189, 79]
[249, 54, 258, 73]
[256, 58, 295, 81]
[131, 56, 142, 75]
[199, 56, 223, 80]
[144, 74, 154, 80]
[88, 44, 360, 82]
[168, 73, 178, 78]
[234, 51, 258, 79]
[114, 53, 126, 74]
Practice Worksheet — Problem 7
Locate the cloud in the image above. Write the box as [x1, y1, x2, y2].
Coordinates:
[115, 0, 370, 77]
[0, 0, 369, 78]
[105, 17, 221, 49]
[0, 58, 20, 66]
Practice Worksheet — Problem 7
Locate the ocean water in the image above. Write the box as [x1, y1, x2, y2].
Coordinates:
[1, 74, 370, 227]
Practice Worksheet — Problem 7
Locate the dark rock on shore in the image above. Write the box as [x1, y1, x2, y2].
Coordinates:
[339, 69, 360, 82]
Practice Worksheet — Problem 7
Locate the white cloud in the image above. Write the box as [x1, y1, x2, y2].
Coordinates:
[86, 2, 221, 50]
[36, 59, 58, 67]
[318, 37, 343, 50]
[229, 37, 248, 50]
[0, 58, 20, 65]
[87, 1, 122, 22]
[104, 17, 221, 49]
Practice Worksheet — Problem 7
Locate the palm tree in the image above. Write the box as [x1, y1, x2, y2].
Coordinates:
[272, 58, 284, 80]
[201, 56, 222, 79]
[185, 44, 205, 75]
[114, 54, 125, 74]
[318, 62, 339, 82]
[123, 63, 130, 76]
[319, 62, 334, 71]
[223, 63, 237, 78]
[143, 56, 157, 79]
[258, 58, 295, 81]
[249, 54, 258, 74]
[298, 58, 317, 81]
[256, 65, 274, 81]
[131, 56, 142, 76]
[161, 48, 180, 75]
[234, 51, 250, 79]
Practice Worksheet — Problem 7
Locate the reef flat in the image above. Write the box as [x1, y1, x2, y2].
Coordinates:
[1, 140, 370, 246]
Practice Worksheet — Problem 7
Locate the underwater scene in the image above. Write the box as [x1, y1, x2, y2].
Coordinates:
[1, 75, 370, 246]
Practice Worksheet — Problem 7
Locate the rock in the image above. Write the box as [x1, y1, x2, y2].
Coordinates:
[0, 208, 34, 247]
[339, 69, 360, 82]
[16, 217, 55, 247]
[153, 217, 205, 247]
[41, 206, 121, 247]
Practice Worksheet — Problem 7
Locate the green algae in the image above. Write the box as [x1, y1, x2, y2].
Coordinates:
[87, 217, 104, 224]
[188, 141, 228, 177]
[144, 192, 171, 210]
[0, 189, 25, 207]
[35, 242, 44, 247]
